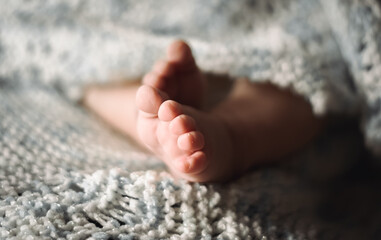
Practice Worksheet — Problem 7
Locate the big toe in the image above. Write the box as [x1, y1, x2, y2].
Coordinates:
[167, 40, 196, 69]
[136, 85, 169, 115]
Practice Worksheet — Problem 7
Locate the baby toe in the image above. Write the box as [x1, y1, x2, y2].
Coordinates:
[177, 131, 204, 152]
[174, 151, 207, 174]
[169, 114, 196, 135]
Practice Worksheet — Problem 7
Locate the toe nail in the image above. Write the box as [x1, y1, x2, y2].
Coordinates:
[185, 157, 193, 172]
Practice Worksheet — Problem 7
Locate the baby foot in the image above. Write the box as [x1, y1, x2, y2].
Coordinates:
[86, 40, 324, 182]
[136, 85, 233, 182]
[136, 40, 234, 182]
[142, 40, 206, 108]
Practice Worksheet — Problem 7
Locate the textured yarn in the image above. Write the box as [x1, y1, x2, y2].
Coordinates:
[1, 0, 381, 239]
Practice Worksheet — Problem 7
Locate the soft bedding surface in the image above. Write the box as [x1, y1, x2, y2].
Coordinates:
[1, 0, 381, 239]
[1, 85, 380, 239]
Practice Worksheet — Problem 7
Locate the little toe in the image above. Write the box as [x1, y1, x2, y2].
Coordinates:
[158, 100, 183, 121]
[174, 151, 207, 174]
[169, 114, 196, 135]
[136, 85, 169, 116]
[187, 151, 208, 174]
[177, 131, 205, 152]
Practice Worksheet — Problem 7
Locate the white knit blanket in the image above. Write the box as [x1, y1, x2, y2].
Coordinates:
[1, 0, 381, 239]
[1, 86, 380, 239]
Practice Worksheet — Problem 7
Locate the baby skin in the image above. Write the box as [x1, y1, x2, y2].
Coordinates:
[84, 40, 325, 182]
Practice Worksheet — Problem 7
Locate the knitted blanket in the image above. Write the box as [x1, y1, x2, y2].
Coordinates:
[1, 0, 381, 239]
[2, 84, 381, 239]
[1, 85, 380, 239]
